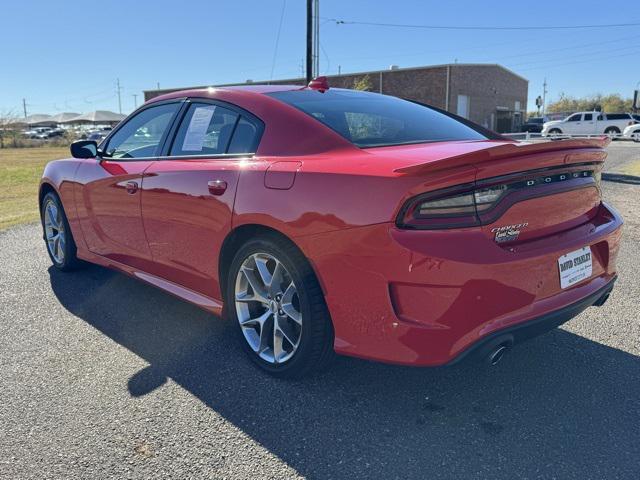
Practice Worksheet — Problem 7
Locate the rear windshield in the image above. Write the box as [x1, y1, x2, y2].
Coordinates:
[267, 89, 487, 148]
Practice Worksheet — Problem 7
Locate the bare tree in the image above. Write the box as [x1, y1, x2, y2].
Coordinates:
[0, 110, 22, 148]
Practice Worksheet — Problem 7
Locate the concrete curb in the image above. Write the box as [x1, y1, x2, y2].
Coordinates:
[602, 173, 640, 185]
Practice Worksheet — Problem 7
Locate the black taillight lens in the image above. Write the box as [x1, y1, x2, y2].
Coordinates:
[397, 184, 506, 229]
[396, 168, 597, 230]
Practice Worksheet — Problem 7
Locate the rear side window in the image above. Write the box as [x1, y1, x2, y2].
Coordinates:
[225, 117, 258, 153]
[584, 114, 592, 121]
[606, 113, 630, 120]
[268, 89, 487, 148]
[170, 103, 239, 156]
[169, 103, 261, 156]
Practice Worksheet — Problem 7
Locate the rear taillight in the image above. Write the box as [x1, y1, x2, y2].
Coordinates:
[397, 168, 599, 229]
[397, 185, 503, 229]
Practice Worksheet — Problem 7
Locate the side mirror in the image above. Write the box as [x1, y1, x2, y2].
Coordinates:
[70, 140, 97, 159]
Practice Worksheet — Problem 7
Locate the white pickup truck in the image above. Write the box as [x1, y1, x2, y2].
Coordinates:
[541, 112, 636, 137]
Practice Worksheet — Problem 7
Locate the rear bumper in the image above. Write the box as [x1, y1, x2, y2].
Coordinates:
[298, 202, 623, 366]
[446, 275, 616, 365]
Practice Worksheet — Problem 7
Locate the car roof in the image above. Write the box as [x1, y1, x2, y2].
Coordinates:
[148, 84, 304, 103]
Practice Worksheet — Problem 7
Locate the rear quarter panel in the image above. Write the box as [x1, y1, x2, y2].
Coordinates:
[232, 154, 477, 239]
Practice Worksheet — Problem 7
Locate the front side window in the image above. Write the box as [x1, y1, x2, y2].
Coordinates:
[268, 89, 487, 148]
[567, 114, 582, 122]
[170, 103, 239, 156]
[104, 103, 180, 159]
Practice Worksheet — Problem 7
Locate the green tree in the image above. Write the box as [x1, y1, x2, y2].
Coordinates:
[547, 93, 632, 113]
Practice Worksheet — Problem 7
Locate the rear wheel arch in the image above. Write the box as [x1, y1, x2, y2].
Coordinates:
[218, 224, 326, 300]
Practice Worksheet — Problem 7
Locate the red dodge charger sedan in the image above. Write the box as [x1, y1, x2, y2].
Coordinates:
[40, 79, 623, 377]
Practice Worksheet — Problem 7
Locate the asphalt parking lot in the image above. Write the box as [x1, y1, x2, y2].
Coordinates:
[1, 146, 639, 479]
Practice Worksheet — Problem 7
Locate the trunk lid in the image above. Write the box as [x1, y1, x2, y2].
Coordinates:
[382, 138, 609, 242]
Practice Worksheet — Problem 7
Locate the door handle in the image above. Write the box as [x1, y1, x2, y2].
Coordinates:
[125, 181, 139, 194]
[208, 180, 228, 196]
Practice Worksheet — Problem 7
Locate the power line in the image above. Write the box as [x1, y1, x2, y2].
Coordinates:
[486, 33, 640, 62]
[319, 41, 330, 74]
[317, 32, 640, 67]
[270, 0, 287, 81]
[507, 43, 640, 68]
[327, 18, 640, 31]
[517, 49, 639, 72]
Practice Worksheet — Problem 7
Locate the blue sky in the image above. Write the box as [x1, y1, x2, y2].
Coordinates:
[1, 0, 638, 116]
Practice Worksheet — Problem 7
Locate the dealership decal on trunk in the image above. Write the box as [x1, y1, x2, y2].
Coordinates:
[491, 222, 528, 243]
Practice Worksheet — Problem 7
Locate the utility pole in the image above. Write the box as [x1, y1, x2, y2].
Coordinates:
[542, 78, 548, 116]
[156, 82, 160, 90]
[306, 0, 313, 83]
[313, 0, 320, 78]
[132, 94, 138, 109]
[22, 98, 27, 119]
[116, 78, 123, 114]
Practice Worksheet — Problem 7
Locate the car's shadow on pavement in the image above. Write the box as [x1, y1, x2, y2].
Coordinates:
[48, 264, 640, 479]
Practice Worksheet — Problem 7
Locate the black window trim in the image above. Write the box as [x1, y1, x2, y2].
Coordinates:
[158, 97, 265, 160]
[97, 98, 187, 162]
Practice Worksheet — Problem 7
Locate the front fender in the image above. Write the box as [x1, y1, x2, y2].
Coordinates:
[39, 157, 86, 250]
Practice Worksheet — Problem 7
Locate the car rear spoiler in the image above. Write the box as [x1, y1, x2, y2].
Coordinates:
[394, 137, 610, 175]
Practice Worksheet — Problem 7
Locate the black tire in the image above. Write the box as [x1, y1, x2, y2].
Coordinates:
[40, 191, 82, 271]
[226, 234, 334, 378]
[548, 128, 562, 140]
[633, 130, 640, 143]
[605, 127, 620, 139]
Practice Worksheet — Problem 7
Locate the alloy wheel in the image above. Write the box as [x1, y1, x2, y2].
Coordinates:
[44, 199, 65, 264]
[234, 252, 302, 364]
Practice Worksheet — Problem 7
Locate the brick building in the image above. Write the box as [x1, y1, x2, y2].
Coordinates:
[144, 63, 528, 133]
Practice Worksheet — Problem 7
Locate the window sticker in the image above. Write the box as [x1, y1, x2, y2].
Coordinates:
[182, 106, 216, 151]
